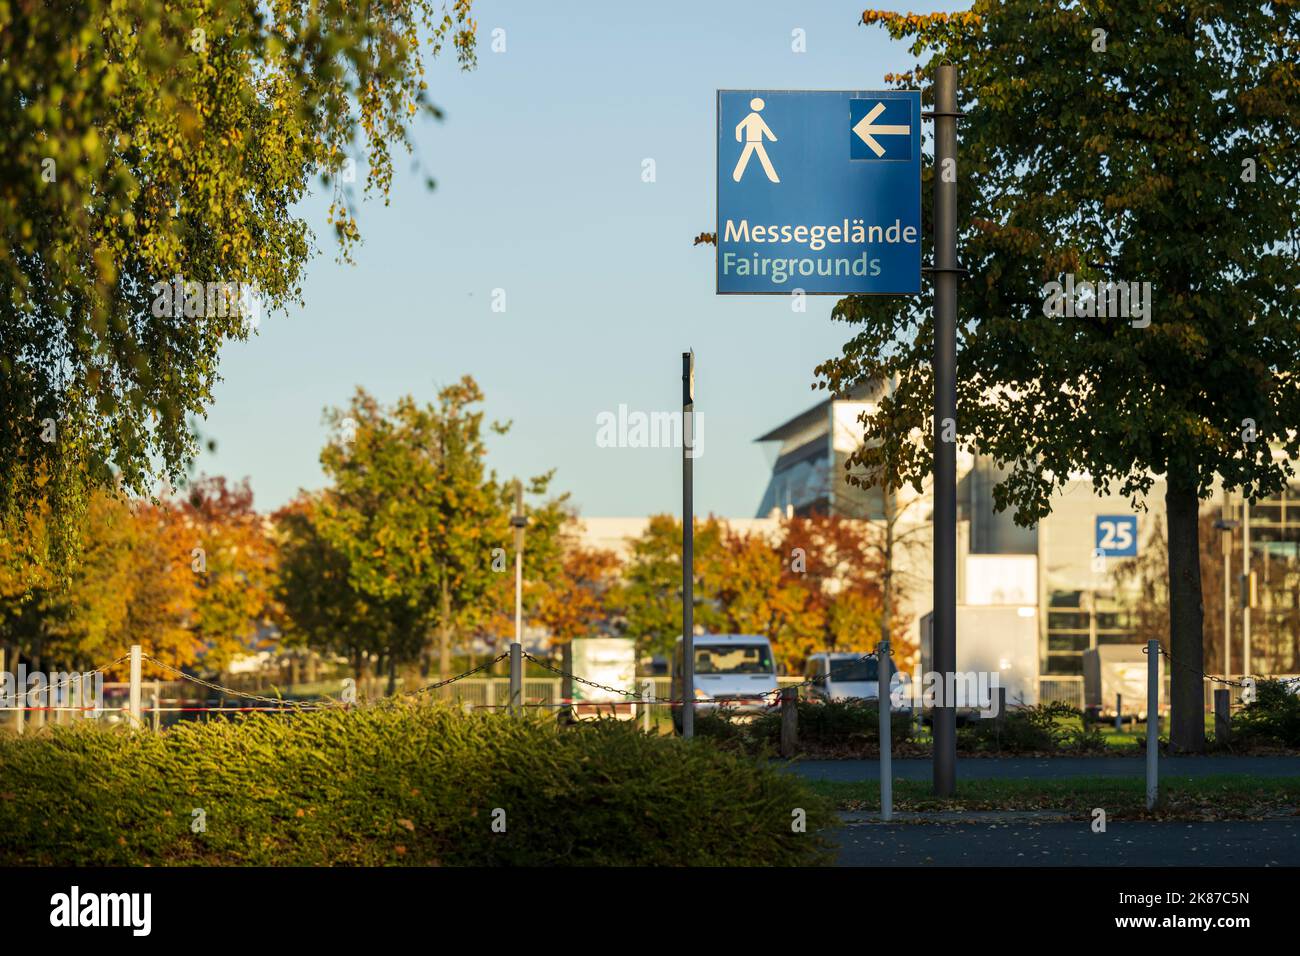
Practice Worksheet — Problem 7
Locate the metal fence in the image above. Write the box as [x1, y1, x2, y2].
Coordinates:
[4, 667, 1293, 736]
[1037, 673, 1299, 714]
[423, 676, 809, 710]
[1038, 677, 1084, 709]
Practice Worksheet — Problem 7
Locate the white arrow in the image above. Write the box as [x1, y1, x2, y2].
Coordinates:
[852, 102, 909, 158]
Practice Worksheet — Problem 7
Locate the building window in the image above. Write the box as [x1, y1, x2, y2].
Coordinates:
[1044, 590, 1137, 675]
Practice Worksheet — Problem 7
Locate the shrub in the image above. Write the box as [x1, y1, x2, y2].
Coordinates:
[750, 699, 914, 749]
[0, 701, 835, 866]
[1232, 679, 1300, 749]
[692, 710, 758, 752]
[957, 701, 1086, 753]
[694, 699, 912, 755]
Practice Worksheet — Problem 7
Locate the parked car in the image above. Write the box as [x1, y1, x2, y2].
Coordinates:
[671, 634, 778, 732]
[803, 652, 880, 702]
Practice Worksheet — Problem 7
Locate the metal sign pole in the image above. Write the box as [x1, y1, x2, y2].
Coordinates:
[928, 65, 961, 797]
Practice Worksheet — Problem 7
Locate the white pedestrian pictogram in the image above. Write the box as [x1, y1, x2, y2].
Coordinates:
[732, 97, 779, 183]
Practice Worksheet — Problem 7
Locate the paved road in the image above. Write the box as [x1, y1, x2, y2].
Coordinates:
[833, 819, 1300, 866]
[788, 756, 1300, 782]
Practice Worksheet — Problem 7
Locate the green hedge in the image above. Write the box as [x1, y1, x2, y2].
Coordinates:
[1233, 679, 1300, 748]
[0, 702, 835, 866]
[753, 699, 915, 747]
[696, 699, 914, 755]
[958, 701, 1107, 754]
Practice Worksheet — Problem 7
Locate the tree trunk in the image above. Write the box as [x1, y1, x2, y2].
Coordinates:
[439, 575, 451, 681]
[1166, 478, 1206, 753]
[386, 654, 397, 696]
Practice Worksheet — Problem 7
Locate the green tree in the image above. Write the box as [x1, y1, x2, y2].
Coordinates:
[0, 0, 477, 554]
[819, 3, 1300, 752]
[620, 515, 726, 660]
[274, 492, 390, 682]
[312, 378, 558, 689]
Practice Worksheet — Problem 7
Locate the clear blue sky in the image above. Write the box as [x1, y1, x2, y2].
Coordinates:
[199, 0, 956, 518]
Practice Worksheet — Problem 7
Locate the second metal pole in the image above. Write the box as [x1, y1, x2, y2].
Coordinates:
[1222, 488, 1232, 676]
[1146, 639, 1159, 810]
[878, 640, 893, 821]
[1242, 497, 1252, 677]
[682, 351, 696, 739]
[930, 64, 960, 797]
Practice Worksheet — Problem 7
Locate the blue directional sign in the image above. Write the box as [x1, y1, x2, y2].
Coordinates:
[1095, 515, 1138, 557]
[716, 89, 921, 295]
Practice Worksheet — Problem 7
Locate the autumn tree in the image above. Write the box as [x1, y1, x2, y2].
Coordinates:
[705, 526, 820, 669]
[115, 497, 199, 671]
[617, 513, 893, 673]
[307, 378, 561, 689]
[819, 3, 1300, 751]
[777, 514, 895, 662]
[2, 490, 195, 676]
[511, 533, 618, 649]
[172, 476, 278, 671]
[0, 0, 477, 555]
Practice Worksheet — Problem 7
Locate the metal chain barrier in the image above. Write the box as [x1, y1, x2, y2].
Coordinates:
[42, 653, 133, 696]
[1144, 644, 1300, 689]
[759, 648, 885, 705]
[404, 653, 511, 697]
[148, 652, 520, 707]
[17, 645, 913, 716]
[4, 653, 135, 712]
[522, 651, 644, 700]
[142, 654, 325, 709]
[522, 647, 885, 708]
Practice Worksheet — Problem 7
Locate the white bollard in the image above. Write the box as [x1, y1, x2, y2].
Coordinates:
[11, 647, 24, 736]
[128, 644, 143, 729]
[642, 680, 653, 734]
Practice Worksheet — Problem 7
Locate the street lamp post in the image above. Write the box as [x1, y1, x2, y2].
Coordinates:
[509, 480, 527, 714]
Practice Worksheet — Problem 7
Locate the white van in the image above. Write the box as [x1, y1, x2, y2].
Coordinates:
[671, 634, 778, 732]
[803, 652, 881, 702]
[569, 637, 638, 721]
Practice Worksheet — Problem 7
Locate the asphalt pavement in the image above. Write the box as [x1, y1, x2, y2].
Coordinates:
[832, 819, 1300, 866]
[787, 756, 1300, 781]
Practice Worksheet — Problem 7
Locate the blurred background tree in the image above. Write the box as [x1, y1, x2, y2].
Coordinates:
[0, 0, 477, 560]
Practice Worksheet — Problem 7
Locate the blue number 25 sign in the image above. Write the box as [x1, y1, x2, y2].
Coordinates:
[1095, 515, 1138, 557]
